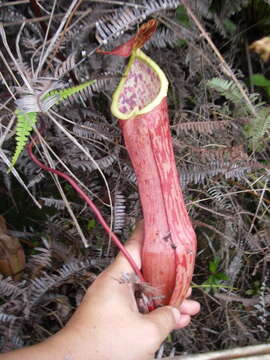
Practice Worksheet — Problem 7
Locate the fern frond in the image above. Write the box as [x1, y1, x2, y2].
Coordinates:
[177, 120, 232, 134]
[27, 172, 45, 188]
[57, 259, 95, 279]
[180, 160, 260, 187]
[0, 277, 24, 298]
[122, 164, 137, 184]
[208, 77, 270, 148]
[65, 75, 119, 104]
[0, 313, 17, 325]
[54, 51, 77, 79]
[208, 77, 261, 114]
[189, 145, 248, 162]
[73, 154, 116, 172]
[0, 5, 25, 25]
[247, 107, 270, 148]
[30, 246, 52, 269]
[10, 78, 97, 170]
[30, 259, 95, 306]
[208, 186, 233, 210]
[144, 27, 179, 49]
[113, 191, 126, 234]
[73, 121, 114, 141]
[48, 79, 96, 103]
[41, 197, 79, 210]
[208, 78, 246, 107]
[95, 0, 180, 45]
[9, 110, 37, 170]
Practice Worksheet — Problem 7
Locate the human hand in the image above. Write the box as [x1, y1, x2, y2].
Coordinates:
[0, 221, 199, 360]
[52, 221, 200, 360]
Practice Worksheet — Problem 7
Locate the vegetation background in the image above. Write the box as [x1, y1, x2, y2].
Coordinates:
[1, 0, 270, 357]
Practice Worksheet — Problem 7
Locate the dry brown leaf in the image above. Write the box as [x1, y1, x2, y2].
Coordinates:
[0, 215, 25, 279]
[250, 36, 270, 62]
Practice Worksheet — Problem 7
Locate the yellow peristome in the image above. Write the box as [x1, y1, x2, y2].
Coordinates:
[111, 49, 169, 120]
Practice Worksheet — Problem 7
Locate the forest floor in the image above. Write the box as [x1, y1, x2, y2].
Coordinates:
[0, 0, 270, 358]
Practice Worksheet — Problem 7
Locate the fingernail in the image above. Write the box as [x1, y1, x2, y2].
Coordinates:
[171, 307, 181, 324]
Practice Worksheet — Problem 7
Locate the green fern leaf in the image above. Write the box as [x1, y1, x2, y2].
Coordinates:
[47, 79, 96, 103]
[9, 110, 37, 171]
[208, 78, 245, 107]
[10, 79, 96, 171]
[208, 77, 262, 115]
[208, 77, 270, 149]
[247, 107, 270, 148]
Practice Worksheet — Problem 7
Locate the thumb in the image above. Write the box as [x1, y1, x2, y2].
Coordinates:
[144, 306, 180, 340]
[112, 220, 144, 272]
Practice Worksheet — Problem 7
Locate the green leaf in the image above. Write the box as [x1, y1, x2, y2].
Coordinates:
[9, 111, 38, 171]
[215, 272, 229, 281]
[250, 74, 270, 87]
[47, 79, 96, 103]
[87, 218, 96, 231]
[223, 19, 237, 34]
[209, 258, 220, 273]
[9, 79, 96, 171]
[249, 106, 270, 148]
[176, 5, 190, 28]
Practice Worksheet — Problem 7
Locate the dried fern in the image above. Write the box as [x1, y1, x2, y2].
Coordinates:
[41, 197, 78, 210]
[95, 0, 180, 45]
[73, 121, 113, 141]
[54, 51, 77, 79]
[0, 313, 18, 325]
[30, 259, 96, 306]
[0, 4, 25, 26]
[144, 27, 179, 49]
[29, 245, 52, 269]
[27, 172, 45, 188]
[65, 74, 119, 104]
[113, 191, 126, 234]
[188, 145, 248, 162]
[122, 164, 137, 185]
[0, 277, 24, 298]
[208, 186, 233, 210]
[180, 160, 261, 187]
[177, 120, 232, 135]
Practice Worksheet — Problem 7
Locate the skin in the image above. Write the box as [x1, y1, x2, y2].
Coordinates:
[0, 221, 200, 360]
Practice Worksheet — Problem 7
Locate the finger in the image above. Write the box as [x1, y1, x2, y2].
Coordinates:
[112, 220, 144, 272]
[186, 287, 192, 298]
[179, 299, 200, 316]
[143, 306, 181, 341]
[174, 314, 191, 329]
[85, 221, 144, 311]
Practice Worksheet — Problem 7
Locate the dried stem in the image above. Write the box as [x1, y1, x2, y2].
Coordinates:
[162, 343, 270, 360]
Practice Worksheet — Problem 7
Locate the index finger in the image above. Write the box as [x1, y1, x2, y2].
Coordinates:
[85, 221, 145, 311]
[112, 220, 144, 272]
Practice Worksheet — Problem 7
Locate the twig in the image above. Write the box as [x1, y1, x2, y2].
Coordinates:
[1, 11, 87, 27]
[161, 343, 270, 359]
[215, 293, 270, 308]
[193, 220, 234, 244]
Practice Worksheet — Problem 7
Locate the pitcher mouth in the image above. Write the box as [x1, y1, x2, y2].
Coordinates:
[111, 49, 168, 120]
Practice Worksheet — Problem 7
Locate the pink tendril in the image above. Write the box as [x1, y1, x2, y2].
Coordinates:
[27, 135, 144, 282]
